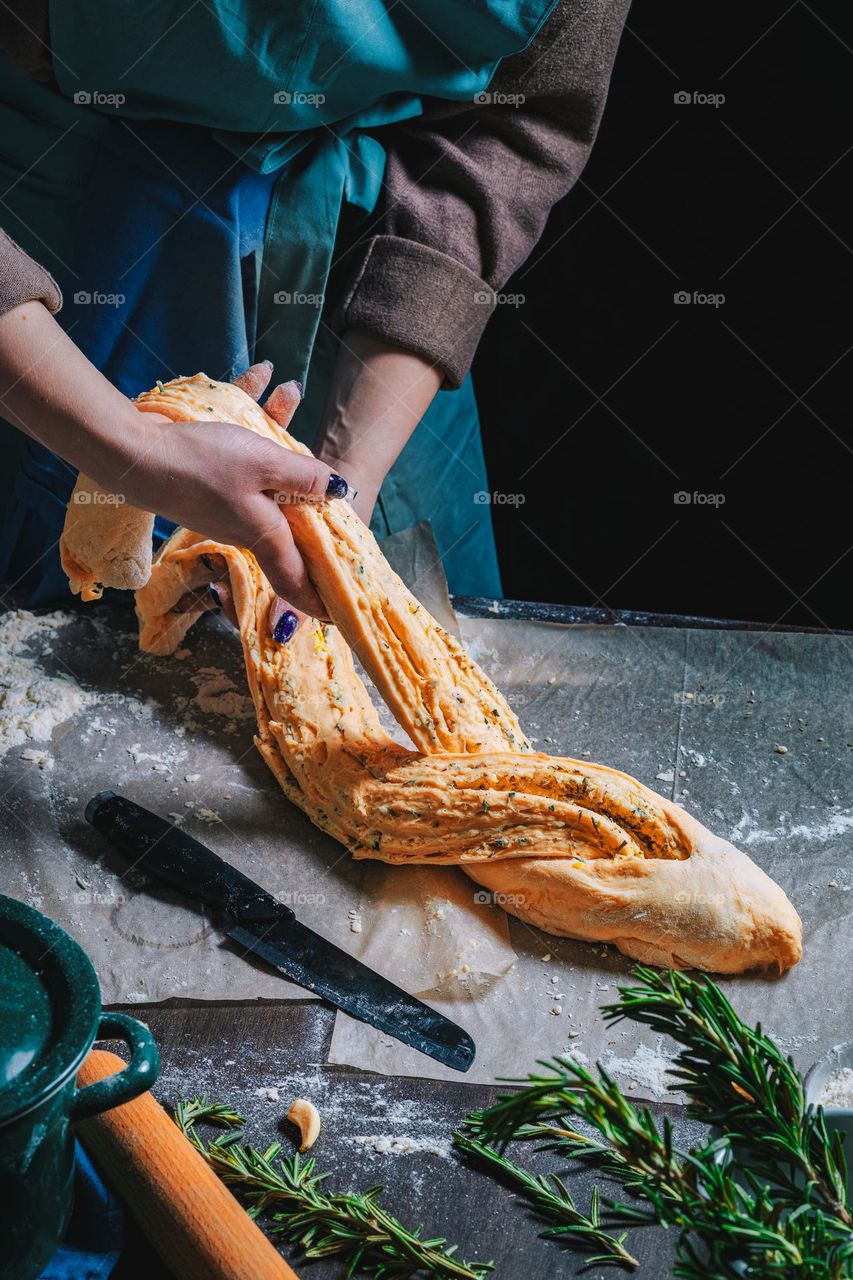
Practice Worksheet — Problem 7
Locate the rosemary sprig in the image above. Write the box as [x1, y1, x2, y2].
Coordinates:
[604, 966, 850, 1222]
[460, 968, 853, 1280]
[174, 1097, 491, 1279]
[453, 1131, 638, 1269]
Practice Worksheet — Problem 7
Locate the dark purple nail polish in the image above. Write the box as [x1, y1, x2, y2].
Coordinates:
[326, 473, 349, 500]
[273, 609, 298, 644]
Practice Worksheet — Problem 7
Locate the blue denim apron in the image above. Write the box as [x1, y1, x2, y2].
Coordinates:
[0, 0, 556, 605]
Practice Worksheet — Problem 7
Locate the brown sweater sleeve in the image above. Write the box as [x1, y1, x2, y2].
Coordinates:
[336, 0, 630, 386]
[0, 229, 62, 317]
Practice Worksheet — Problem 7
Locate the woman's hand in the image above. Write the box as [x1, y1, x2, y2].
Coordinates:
[122, 366, 350, 618]
[313, 329, 443, 526]
[0, 305, 347, 618]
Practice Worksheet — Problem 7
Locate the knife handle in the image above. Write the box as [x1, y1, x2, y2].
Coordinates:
[85, 791, 294, 923]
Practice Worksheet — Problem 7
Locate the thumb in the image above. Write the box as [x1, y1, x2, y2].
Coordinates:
[249, 440, 355, 504]
[247, 498, 328, 618]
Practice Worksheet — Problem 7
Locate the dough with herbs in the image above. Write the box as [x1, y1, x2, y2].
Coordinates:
[66, 374, 803, 974]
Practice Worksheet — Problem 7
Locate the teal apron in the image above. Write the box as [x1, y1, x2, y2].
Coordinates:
[0, 0, 556, 605]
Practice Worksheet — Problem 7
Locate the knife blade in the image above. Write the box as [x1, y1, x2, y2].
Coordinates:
[85, 790, 475, 1072]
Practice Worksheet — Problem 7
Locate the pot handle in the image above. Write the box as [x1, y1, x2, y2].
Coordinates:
[71, 1012, 160, 1122]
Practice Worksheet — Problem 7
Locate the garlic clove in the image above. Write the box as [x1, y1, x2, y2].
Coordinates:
[287, 1098, 321, 1151]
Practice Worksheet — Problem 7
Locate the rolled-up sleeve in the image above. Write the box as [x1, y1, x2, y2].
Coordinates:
[336, 0, 630, 386]
[0, 228, 62, 317]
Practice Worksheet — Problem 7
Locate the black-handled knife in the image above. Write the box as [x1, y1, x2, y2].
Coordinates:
[85, 791, 475, 1073]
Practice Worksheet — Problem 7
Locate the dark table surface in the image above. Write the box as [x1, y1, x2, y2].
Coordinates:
[107, 1000, 709, 1280]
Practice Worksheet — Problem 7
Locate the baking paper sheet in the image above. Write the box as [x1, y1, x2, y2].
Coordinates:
[2, 527, 850, 1091]
[330, 619, 853, 1086]
[0, 525, 517, 1004]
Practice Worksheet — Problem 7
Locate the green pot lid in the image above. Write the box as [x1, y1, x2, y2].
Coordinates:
[0, 895, 101, 1126]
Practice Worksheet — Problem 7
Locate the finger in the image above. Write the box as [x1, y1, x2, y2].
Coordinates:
[269, 596, 309, 644]
[264, 379, 302, 429]
[200, 552, 229, 580]
[207, 577, 238, 627]
[232, 361, 274, 401]
[175, 555, 238, 625]
[250, 442, 351, 504]
[249, 502, 328, 619]
[172, 585, 224, 616]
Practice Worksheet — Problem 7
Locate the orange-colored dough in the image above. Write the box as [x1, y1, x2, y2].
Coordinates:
[74, 375, 804, 974]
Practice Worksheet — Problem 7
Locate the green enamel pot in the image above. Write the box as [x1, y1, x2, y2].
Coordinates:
[0, 894, 159, 1280]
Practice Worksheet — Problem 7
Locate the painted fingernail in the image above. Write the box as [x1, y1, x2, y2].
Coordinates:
[208, 584, 221, 607]
[326, 473, 349, 500]
[273, 609, 299, 644]
[294, 380, 303, 395]
[262, 359, 274, 369]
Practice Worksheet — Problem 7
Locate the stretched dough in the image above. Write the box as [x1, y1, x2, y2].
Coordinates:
[61, 476, 154, 599]
[72, 374, 804, 974]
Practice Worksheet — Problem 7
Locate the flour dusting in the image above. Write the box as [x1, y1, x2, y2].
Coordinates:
[818, 1067, 853, 1109]
[191, 667, 254, 719]
[601, 1040, 677, 1099]
[352, 1134, 452, 1159]
[731, 808, 853, 846]
[0, 610, 92, 756]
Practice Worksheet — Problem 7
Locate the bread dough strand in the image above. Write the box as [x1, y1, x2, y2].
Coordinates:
[76, 374, 804, 974]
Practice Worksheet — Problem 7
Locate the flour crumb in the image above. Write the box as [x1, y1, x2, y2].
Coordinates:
[348, 909, 363, 934]
[655, 768, 674, 783]
[184, 773, 202, 784]
[256, 1087, 280, 1103]
[20, 747, 52, 768]
[196, 808, 222, 824]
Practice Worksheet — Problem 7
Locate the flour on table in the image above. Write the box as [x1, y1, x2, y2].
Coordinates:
[190, 667, 254, 720]
[817, 1067, 853, 1109]
[352, 1134, 452, 1159]
[0, 610, 92, 755]
[601, 1040, 677, 1099]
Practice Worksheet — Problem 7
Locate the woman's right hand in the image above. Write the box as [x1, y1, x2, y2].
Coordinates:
[119, 376, 349, 619]
[0, 303, 349, 620]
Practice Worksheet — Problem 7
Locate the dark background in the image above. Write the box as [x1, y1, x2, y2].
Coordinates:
[474, 0, 853, 628]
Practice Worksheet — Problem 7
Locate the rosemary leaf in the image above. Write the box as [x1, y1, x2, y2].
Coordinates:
[175, 1097, 491, 1279]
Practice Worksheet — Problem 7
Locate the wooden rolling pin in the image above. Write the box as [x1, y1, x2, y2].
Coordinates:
[76, 1051, 300, 1280]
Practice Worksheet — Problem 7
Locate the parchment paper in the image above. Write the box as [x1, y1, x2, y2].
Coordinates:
[330, 619, 853, 1087]
[0, 524, 514, 1004]
[2, 528, 850, 1093]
